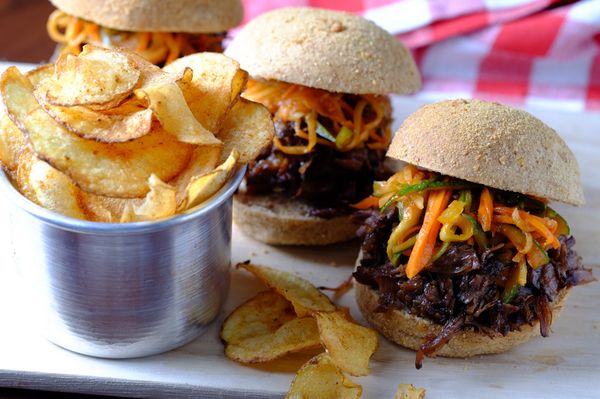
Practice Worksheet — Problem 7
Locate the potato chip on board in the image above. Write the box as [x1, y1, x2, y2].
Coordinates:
[179, 149, 238, 211]
[226, 317, 321, 363]
[221, 291, 296, 344]
[164, 53, 248, 133]
[286, 353, 362, 399]
[394, 384, 427, 399]
[217, 98, 275, 164]
[42, 46, 140, 108]
[314, 310, 379, 377]
[236, 262, 336, 317]
[1, 67, 193, 198]
[221, 291, 321, 363]
[39, 100, 153, 143]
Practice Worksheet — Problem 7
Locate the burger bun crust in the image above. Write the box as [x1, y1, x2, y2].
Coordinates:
[233, 194, 358, 245]
[50, 0, 243, 33]
[387, 99, 584, 206]
[225, 7, 421, 95]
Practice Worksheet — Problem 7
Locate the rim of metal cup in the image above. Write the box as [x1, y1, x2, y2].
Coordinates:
[0, 165, 246, 235]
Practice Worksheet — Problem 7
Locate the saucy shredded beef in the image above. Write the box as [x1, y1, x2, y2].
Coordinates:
[243, 119, 389, 218]
[353, 206, 595, 368]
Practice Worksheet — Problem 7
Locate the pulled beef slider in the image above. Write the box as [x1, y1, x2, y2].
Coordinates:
[225, 7, 421, 245]
[353, 99, 595, 368]
[47, 0, 243, 65]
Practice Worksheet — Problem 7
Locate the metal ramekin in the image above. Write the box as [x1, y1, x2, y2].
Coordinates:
[0, 166, 245, 358]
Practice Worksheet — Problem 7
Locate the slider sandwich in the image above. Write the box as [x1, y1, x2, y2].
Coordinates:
[225, 7, 421, 245]
[46, 0, 243, 65]
[353, 99, 595, 368]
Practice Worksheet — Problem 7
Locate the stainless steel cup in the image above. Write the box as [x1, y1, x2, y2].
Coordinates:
[0, 167, 245, 358]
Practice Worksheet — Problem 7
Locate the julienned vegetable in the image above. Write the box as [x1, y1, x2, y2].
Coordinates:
[366, 164, 571, 286]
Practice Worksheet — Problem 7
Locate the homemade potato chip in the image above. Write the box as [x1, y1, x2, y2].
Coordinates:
[25, 64, 53, 86]
[170, 146, 221, 206]
[27, 155, 88, 220]
[15, 149, 38, 204]
[0, 115, 26, 173]
[179, 150, 238, 211]
[43, 46, 140, 108]
[394, 384, 427, 399]
[221, 291, 321, 363]
[217, 98, 275, 164]
[135, 80, 221, 146]
[237, 263, 336, 317]
[10, 151, 176, 224]
[164, 53, 248, 132]
[1, 45, 272, 224]
[315, 310, 379, 376]
[221, 291, 296, 344]
[127, 174, 176, 222]
[286, 353, 362, 399]
[1, 67, 193, 198]
[39, 101, 153, 143]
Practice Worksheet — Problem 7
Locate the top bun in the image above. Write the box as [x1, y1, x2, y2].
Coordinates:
[225, 7, 421, 95]
[49, 0, 243, 33]
[387, 99, 584, 206]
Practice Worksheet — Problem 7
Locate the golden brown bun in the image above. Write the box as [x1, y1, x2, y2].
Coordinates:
[387, 99, 584, 205]
[233, 194, 358, 245]
[50, 0, 243, 33]
[355, 280, 570, 358]
[225, 7, 421, 95]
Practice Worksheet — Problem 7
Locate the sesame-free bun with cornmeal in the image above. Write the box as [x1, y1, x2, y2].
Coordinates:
[353, 99, 594, 366]
[49, 0, 243, 33]
[225, 7, 421, 95]
[387, 99, 584, 205]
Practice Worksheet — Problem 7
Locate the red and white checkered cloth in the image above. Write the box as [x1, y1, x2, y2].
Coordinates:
[240, 0, 600, 112]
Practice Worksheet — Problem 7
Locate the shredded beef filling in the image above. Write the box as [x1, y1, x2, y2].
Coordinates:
[353, 206, 595, 368]
[243, 119, 389, 218]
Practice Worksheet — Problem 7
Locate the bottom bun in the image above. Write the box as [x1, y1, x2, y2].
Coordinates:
[233, 194, 359, 245]
[354, 280, 570, 358]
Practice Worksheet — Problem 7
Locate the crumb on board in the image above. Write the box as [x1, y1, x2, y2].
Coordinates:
[394, 384, 426, 399]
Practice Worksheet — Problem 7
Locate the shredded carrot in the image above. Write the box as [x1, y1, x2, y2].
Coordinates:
[46, 10, 223, 65]
[405, 189, 452, 279]
[493, 215, 516, 225]
[352, 195, 379, 209]
[243, 80, 391, 155]
[494, 206, 560, 249]
[478, 187, 493, 232]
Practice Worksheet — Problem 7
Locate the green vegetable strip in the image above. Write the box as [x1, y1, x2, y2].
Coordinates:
[463, 214, 488, 249]
[503, 285, 520, 304]
[315, 122, 336, 142]
[430, 242, 450, 263]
